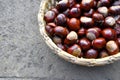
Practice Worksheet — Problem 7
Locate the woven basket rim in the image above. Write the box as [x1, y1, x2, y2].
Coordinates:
[38, 0, 120, 67]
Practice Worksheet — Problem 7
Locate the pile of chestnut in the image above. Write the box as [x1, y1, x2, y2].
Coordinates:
[44, 0, 120, 59]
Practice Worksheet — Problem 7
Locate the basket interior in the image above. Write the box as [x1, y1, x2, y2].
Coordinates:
[38, 0, 120, 66]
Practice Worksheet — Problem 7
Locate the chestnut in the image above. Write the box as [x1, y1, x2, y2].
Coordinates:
[51, 8, 59, 15]
[56, 0, 69, 12]
[104, 16, 116, 27]
[69, 7, 81, 18]
[97, 6, 108, 17]
[94, 27, 102, 33]
[55, 14, 67, 26]
[117, 20, 120, 24]
[67, 18, 80, 31]
[109, 6, 120, 15]
[79, 51, 83, 58]
[92, 38, 106, 49]
[80, 16, 94, 27]
[68, 0, 76, 8]
[81, 0, 94, 11]
[54, 26, 69, 38]
[53, 36, 62, 44]
[85, 49, 98, 59]
[106, 40, 119, 55]
[64, 31, 78, 45]
[77, 28, 86, 36]
[93, 0, 97, 9]
[57, 44, 66, 51]
[74, 4, 81, 8]
[63, 9, 70, 17]
[44, 11, 56, 23]
[97, 0, 110, 7]
[116, 38, 120, 46]
[67, 44, 81, 57]
[47, 22, 56, 27]
[114, 22, 120, 35]
[78, 38, 91, 50]
[99, 50, 109, 58]
[45, 23, 56, 36]
[102, 28, 117, 40]
[92, 12, 104, 22]
[83, 9, 94, 17]
[112, 1, 120, 6]
[86, 28, 100, 40]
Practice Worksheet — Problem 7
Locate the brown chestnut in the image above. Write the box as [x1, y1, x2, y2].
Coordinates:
[45, 23, 56, 36]
[80, 16, 94, 27]
[67, 44, 81, 57]
[92, 38, 106, 49]
[54, 26, 69, 38]
[74, 4, 81, 8]
[77, 28, 86, 36]
[64, 31, 78, 45]
[78, 38, 91, 50]
[67, 18, 80, 31]
[104, 16, 116, 27]
[86, 28, 100, 40]
[79, 51, 83, 58]
[51, 8, 59, 15]
[56, 0, 69, 12]
[68, 0, 76, 8]
[93, 0, 97, 9]
[109, 6, 120, 15]
[47, 23, 56, 27]
[55, 14, 67, 26]
[83, 9, 94, 17]
[117, 20, 120, 24]
[106, 40, 119, 55]
[97, 6, 108, 17]
[44, 11, 56, 23]
[81, 0, 94, 11]
[97, 0, 110, 7]
[94, 27, 102, 33]
[53, 36, 62, 44]
[112, 1, 120, 6]
[102, 28, 117, 40]
[99, 50, 109, 58]
[85, 49, 98, 59]
[69, 7, 81, 18]
[57, 44, 66, 51]
[63, 9, 70, 17]
[92, 12, 104, 22]
[116, 38, 120, 46]
[114, 22, 120, 35]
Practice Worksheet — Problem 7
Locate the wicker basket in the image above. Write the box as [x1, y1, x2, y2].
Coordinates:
[38, 0, 120, 67]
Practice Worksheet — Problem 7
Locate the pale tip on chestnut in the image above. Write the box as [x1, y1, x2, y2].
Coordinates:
[80, 17, 92, 23]
[106, 40, 119, 55]
[105, 16, 116, 27]
[67, 31, 78, 40]
[86, 32, 96, 40]
[110, 6, 120, 10]
[98, 7, 108, 16]
[82, 0, 92, 4]
[72, 48, 81, 57]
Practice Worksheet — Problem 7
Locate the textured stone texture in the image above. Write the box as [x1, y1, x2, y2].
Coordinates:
[0, 0, 120, 80]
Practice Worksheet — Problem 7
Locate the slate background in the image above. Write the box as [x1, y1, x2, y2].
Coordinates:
[0, 0, 120, 80]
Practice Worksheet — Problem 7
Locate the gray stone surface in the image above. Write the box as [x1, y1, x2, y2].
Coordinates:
[0, 0, 120, 80]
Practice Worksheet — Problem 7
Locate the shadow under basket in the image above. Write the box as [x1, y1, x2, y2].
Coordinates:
[38, 0, 120, 67]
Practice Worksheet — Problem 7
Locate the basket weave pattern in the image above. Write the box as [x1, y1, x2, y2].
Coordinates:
[38, 0, 120, 66]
